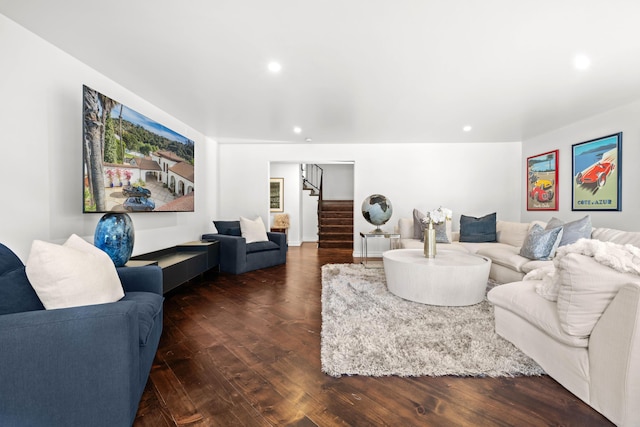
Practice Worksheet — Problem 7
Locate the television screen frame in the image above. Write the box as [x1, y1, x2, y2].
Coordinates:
[82, 85, 195, 213]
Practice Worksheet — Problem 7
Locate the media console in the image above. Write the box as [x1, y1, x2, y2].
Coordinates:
[128, 240, 220, 294]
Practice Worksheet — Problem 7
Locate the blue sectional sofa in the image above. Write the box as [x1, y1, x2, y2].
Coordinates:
[202, 220, 287, 274]
[0, 243, 163, 427]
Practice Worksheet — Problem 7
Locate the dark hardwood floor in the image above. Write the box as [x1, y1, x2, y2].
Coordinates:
[134, 243, 613, 426]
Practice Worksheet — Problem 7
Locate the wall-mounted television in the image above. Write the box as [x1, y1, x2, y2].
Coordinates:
[82, 85, 195, 213]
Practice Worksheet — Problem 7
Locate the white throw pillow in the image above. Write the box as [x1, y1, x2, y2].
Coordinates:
[556, 252, 640, 337]
[25, 234, 124, 310]
[239, 216, 269, 243]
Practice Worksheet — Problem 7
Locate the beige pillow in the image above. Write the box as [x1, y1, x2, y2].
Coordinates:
[239, 216, 269, 243]
[496, 221, 531, 247]
[556, 253, 640, 337]
[25, 234, 124, 310]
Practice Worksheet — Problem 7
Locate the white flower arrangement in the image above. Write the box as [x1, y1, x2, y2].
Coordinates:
[421, 206, 452, 225]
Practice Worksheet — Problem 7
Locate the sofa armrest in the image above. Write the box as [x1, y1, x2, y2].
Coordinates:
[202, 234, 246, 274]
[117, 265, 163, 295]
[267, 232, 286, 248]
[589, 282, 640, 427]
[0, 302, 140, 426]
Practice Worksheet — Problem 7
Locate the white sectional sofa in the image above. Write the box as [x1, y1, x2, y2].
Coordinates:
[396, 217, 552, 283]
[396, 216, 640, 426]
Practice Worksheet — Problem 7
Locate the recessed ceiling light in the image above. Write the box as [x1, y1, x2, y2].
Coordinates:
[293, 126, 302, 134]
[574, 54, 591, 70]
[268, 61, 282, 73]
[463, 125, 472, 132]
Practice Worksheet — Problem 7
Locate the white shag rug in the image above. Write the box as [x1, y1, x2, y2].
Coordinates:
[321, 263, 545, 378]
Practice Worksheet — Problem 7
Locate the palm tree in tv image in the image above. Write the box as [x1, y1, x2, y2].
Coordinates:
[84, 86, 123, 212]
[83, 86, 108, 212]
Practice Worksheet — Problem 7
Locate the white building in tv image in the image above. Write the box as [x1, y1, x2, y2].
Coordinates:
[151, 150, 195, 196]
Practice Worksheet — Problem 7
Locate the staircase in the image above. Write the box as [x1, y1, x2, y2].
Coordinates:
[318, 200, 354, 249]
[302, 163, 354, 249]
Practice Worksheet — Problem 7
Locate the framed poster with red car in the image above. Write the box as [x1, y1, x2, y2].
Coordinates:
[527, 150, 558, 211]
[572, 133, 622, 211]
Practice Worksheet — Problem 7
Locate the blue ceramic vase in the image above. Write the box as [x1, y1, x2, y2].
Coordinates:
[94, 213, 135, 267]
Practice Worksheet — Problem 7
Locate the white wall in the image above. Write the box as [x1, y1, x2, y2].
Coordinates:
[268, 162, 301, 245]
[319, 163, 354, 200]
[218, 142, 522, 255]
[521, 99, 640, 231]
[0, 14, 217, 260]
[302, 189, 319, 242]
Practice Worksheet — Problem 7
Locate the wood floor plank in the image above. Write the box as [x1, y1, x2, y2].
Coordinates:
[149, 360, 205, 425]
[135, 244, 614, 426]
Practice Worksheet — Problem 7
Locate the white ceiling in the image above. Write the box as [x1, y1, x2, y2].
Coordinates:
[2, 0, 640, 143]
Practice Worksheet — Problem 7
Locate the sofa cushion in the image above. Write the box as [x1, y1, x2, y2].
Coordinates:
[459, 213, 496, 243]
[496, 221, 531, 247]
[398, 218, 413, 239]
[477, 244, 531, 272]
[246, 241, 280, 254]
[488, 281, 588, 348]
[25, 234, 125, 310]
[0, 266, 45, 315]
[546, 215, 592, 246]
[521, 259, 554, 274]
[213, 220, 241, 236]
[592, 227, 640, 249]
[240, 216, 269, 243]
[120, 292, 163, 346]
[399, 238, 423, 250]
[556, 252, 640, 337]
[459, 241, 505, 254]
[519, 224, 563, 260]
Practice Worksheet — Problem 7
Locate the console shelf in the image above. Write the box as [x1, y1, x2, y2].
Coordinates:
[128, 241, 219, 294]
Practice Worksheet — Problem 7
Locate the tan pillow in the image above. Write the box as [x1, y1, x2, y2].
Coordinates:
[25, 234, 124, 310]
[556, 253, 640, 337]
[496, 221, 530, 247]
[398, 218, 413, 239]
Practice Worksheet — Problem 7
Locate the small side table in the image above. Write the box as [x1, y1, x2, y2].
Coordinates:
[360, 231, 401, 268]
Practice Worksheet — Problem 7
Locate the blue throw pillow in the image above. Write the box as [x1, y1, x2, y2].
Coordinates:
[520, 224, 563, 260]
[0, 243, 24, 275]
[0, 266, 45, 315]
[213, 220, 242, 236]
[459, 213, 497, 243]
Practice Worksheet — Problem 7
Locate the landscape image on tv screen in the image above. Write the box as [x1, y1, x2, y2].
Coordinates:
[83, 85, 195, 213]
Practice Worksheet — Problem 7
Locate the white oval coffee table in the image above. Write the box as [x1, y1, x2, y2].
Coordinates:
[383, 249, 491, 306]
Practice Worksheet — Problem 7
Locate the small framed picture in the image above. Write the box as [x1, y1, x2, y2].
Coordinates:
[270, 178, 284, 212]
[572, 133, 622, 211]
[526, 150, 559, 211]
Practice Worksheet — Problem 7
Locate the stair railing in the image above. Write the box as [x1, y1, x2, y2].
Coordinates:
[301, 164, 323, 196]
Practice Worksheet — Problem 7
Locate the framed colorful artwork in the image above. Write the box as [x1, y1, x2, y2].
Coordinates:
[270, 177, 284, 212]
[572, 133, 622, 211]
[526, 150, 559, 211]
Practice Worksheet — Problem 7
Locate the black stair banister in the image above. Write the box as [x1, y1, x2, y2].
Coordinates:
[301, 164, 322, 196]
